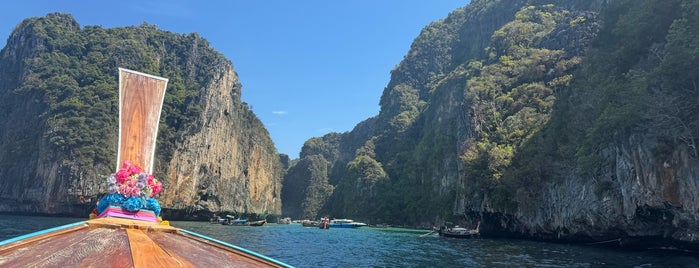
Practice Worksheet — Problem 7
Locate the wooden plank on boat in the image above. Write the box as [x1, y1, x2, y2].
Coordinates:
[148, 231, 282, 267]
[117, 68, 168, 173]
[90, 217, 287, 267]
[0, 223, 133, 268]
[126, 228, 191, 267]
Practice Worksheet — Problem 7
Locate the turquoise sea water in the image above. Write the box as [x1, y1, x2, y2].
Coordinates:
[1, 215, 697, 267]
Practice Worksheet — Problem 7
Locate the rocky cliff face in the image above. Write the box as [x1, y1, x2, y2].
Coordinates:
[158, 61, 282, 217]
[479, 134, 699, 249]
[0, 13, 282, 218]
[285, 0, 699, 251]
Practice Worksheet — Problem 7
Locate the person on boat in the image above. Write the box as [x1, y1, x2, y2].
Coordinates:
[319, 216, 330, 229]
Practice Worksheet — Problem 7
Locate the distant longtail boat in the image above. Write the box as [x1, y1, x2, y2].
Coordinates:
[0, 68, 292, 268]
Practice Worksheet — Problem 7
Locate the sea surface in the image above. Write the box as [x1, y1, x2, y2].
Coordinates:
[1, 215, 697, 267]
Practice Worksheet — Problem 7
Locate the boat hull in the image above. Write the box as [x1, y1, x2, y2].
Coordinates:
[328, 219, 367, 228]
[328, 223, 366, 228]
[438, 222, 480, 238]
[438, 231, 479, 238]
[222, 219, 266, 226]
[248, 220, 266, 226]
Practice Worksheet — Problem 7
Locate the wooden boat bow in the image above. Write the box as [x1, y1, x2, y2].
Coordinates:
[0, 217, 291, 267]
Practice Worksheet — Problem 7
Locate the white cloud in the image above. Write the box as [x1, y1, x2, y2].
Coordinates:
[272, 110, 288, 115]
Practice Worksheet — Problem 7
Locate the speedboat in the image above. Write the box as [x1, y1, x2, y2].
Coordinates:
[328, 219, 367, 228]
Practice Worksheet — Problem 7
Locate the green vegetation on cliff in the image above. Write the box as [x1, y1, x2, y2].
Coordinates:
[0, 14, 219, 170]
[461, 4, 594, 212]
[534, 0, 698, 203]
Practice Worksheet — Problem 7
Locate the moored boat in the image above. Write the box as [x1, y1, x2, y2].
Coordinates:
[0, 68, 291, 267]
[223, 219, 249, 226]
[222, 216, 266, 226]
[301, 220, 318, 227]
[223, 215, 248, 226]
[438, 222, 480, 238]
[328, 219, 367, 228]
[248, 219, 267, 226]
[210, 215, 227, 224]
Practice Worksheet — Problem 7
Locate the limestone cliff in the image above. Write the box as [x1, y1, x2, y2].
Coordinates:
[0, 13, 282, 218]
[285, 0, 699, 251]
[159, 65, 282, 216]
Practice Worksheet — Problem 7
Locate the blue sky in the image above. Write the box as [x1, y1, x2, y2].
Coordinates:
[1, 1, 470, 158]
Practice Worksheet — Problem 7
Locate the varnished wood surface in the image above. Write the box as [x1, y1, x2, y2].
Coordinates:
[117, 68, 168, 173]
[0, 223, 132, 268]
[126, 228, 192, 267]
[0, 217, 290, 267]
[87, 216, 177, 232]
[152, 231, 285, 267]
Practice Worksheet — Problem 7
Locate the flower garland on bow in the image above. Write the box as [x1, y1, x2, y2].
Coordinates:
[97, 160, 163, 217]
